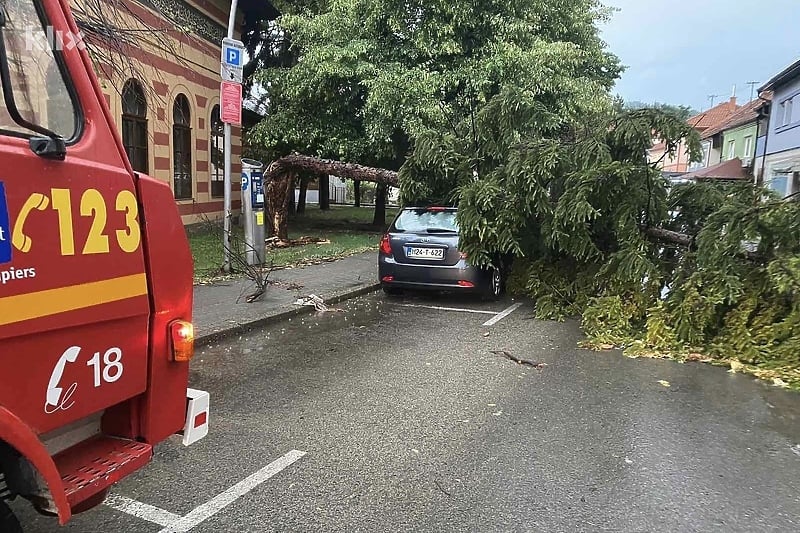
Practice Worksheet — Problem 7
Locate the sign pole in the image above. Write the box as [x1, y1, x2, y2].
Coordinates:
[222, 0, 239, 273]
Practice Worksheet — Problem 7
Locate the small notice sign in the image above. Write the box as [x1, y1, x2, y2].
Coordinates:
[220, 81, 242, 125]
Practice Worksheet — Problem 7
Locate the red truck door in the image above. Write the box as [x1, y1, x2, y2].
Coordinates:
[0, 0, 150, 437]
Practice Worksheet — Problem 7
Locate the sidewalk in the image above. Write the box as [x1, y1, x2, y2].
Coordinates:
[193, 252, 378, 344]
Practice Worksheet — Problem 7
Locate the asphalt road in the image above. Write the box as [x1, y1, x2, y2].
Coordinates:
[13, 292, 800, 532]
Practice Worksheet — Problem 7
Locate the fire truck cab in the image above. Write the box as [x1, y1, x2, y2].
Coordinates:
[0, 0, 208, 529]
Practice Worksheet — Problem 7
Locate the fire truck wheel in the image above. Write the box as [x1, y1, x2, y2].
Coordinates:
[0, 499, 22, 533]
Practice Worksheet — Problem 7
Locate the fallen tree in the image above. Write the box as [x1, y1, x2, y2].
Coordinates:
[261, 155, 400, 240]
[247, 0, 799, 388]
[264, 154, 399, 187]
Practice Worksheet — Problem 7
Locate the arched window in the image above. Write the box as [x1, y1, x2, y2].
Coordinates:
[210, 105, 224, 198]
[121, 80, 148, 173]
[172, 94, 192, 199]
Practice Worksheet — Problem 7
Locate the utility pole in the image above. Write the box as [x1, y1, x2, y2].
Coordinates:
[707, 94, 722, 108]
[746, 81, 760, 102]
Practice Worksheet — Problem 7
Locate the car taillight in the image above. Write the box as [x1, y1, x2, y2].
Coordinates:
[170, 320, 195, 362]
[380, 234, 392, 255]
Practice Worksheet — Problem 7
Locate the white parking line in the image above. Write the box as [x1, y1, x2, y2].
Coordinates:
[482, 303, 523, 326]
[105, 495, 181, 527]
[396, 303, 498, 315]
[106, 450, 306, 532]
[159, 450, 306, 532]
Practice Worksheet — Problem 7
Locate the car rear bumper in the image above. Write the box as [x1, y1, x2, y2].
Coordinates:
[378, 255, 487, 290]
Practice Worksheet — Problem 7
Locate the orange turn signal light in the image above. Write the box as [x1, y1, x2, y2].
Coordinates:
[170, 320, 195, 362]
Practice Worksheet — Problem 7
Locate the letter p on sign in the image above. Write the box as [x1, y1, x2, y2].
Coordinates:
[226, 47, 241, 66]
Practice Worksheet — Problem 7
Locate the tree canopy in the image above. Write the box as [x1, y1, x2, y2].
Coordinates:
[622, 100, 698, 121]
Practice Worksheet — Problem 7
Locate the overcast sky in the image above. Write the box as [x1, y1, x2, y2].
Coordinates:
[600, 0, 800, 111]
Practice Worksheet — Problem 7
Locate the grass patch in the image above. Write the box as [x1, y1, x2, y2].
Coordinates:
[189, 205, 398, 283]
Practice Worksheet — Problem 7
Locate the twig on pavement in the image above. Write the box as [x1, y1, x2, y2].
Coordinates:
[490, 350, 547, 369]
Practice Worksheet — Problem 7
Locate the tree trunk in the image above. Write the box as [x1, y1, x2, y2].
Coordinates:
[264, 154, 399, 187]
[354, 180, 361, 207]
[373, 183, 387, 226]
[319, 174, 330, 210]
[266, 172, 292, 241]
[287, 177, 296, 215]
[297, 179, 308, 214]
[643, 226, 693, 247]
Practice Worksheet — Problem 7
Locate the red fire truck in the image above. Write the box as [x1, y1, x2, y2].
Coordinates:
[0, 0, 208, 529]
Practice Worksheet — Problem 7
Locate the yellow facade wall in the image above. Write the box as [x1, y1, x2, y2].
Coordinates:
[72, 0, 245, 225]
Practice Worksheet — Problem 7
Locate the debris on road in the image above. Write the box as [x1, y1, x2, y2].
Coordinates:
[729, 359, 745, 373]
[293, 294, 344, 313]
[295, 294, 328, 311]
[434, 479, 452, 497]
[490, 350, 547, 369]
[658, 380, 671, 387]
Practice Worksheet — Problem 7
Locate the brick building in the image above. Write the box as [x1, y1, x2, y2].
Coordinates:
[83, 0, 277, 224]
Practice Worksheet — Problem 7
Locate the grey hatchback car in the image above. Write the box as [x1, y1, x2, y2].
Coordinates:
[378, 206, 507, 298]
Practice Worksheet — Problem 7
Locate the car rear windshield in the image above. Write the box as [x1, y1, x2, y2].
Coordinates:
[393, 209, 458, 233]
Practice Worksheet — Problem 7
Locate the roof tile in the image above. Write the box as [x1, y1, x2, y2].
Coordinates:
[687, 98, 740, 132]
[700, 99, 763, 139]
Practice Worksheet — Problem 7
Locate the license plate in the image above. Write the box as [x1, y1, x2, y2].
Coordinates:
[406, 247, 444, 260]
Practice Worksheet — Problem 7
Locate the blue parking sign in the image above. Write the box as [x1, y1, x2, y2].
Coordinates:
[225, 47, 241, 66]
[0, 182, 11, 264]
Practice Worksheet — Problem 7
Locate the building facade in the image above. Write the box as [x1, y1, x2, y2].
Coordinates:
[757, 59, 800, 198]
[721, 122, 758, 165]
[80, 0, 276, 224]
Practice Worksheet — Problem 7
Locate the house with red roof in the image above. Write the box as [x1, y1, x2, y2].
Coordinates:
[648, 96, 739, 172]
[678, 97, 767, 181]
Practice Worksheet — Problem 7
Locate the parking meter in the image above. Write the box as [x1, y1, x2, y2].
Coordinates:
[241, 158, 266, 265]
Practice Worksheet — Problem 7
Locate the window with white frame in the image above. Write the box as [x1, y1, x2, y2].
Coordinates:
[689, 141, 710, 170]
[768, 171, 789, 197]
[776, 102, 786, 126]
[727, 139, 736, 160]
[743, 136, 752, 157]
[767, 169, 799, 198]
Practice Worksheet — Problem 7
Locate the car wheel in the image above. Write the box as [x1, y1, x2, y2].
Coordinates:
[0, 500, 22, 533]
[482, 268, 505, 300]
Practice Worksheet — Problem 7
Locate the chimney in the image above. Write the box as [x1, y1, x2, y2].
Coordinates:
[730, 85, 737, 106]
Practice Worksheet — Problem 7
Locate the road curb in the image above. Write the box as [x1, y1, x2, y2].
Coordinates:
[195, 282, 381, 347]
